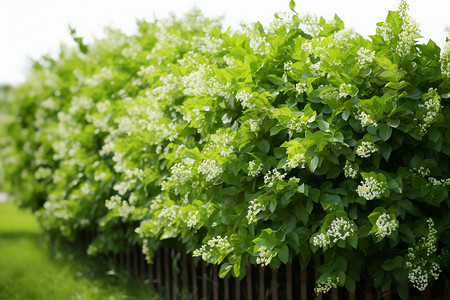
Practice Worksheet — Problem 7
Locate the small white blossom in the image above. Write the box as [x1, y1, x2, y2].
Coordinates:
[339, 83, 352, 98]
[357, 177, 386, 200]
[256, 246, 276, 266]
[354, 110, 377, 127]
[197, 159, 223, 182]
[356, 47, 376, 68]
[375, 213, 399, 238]
[356, 141, 378, 158]
[246, 199, 264, 224]
[235, 90, 255, 109]
[264, 169, 286, 187]
[248, 160, 263, 177]
[295, 81, 308, 94]
[344, 160, 358, 178]
[315, 276, 339, 294]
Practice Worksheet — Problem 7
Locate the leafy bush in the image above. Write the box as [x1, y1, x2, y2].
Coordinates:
[1, 0, 449, 297]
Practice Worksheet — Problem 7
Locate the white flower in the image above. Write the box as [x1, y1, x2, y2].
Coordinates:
[263, 169, 286, 187]
[356, 47, 375, 68]
[339, 83, 352, 98]
[357, 177, 386, 200]
[356, 141, 378, 158]
[344, 160, 358, 178]
[248, 160, 263, 177]
[235, 90, 255, 109]
[246, 199, 264, 224]
[186, 211, 199, 228]
[295, 81, 308, 94]
[256, 246, 276, 266]
[197, 159, 223, 182]
[354, 110, 377, 127]
[285, 154, 305, 169]
[375, 213, 399, 238]
[312, 233, 330, 248]
[315, 276, 339, 294]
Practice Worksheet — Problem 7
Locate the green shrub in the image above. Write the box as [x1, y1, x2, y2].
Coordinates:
[1, 0, 449, 297]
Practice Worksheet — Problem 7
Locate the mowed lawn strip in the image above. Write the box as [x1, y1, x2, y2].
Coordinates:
[0, 202, 159, 300]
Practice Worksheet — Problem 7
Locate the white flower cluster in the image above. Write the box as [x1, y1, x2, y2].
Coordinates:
[375, 213, 399, 238]
[193, 235, 233, 261]
[423, 218, 438, 256]
[339, 83, 352, 98]
[286, 119, 305, 133]
[185, 211, 199, 228]
[209, 133, 235, 156]
[248, 160, 263, 177]
[440, 40, 450, 77]
[113, 181, 133, 196]
[264, 169, 286, 187]
[406, 219, 442, 291]
[357, 177, 386, 200]
[182, 64, 230, 98]
[246, 199, 264, 224]
[411, 166, 431, 177]
[197, 159, 223, 182]
[249, 119, 259, 132]
[419, 95, 441, 124]
[35, 167, 52, 180]
[356, 47, 376, 68]
[256, 246, 276, 266]
[284, 61, 293, 72]
[295, 81, 307, 94]
[408, 265, 429, 291]
[314, 276, 339, 294]
[235, 90, 255, 109]
[166, 158, 195, 185]
[285, 154, 305, 169]
[356, 141, 378, 158]
[378, 22, 393, 42]
[344, 160, 358, 178]
[354, 110, 377, 127]
[223, 55, 236, 67]
[396, 0, 421, 57]
[241, 24, 271, 56]
[105, 195, 121, 210]
[428, 177, 450, 187]
[313, 217, 356, 248]
[193, 35, 224, 54]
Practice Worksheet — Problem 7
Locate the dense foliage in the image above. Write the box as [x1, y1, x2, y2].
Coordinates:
[1, 1, 449, 297]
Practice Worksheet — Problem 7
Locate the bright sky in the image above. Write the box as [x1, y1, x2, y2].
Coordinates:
[1, 0, 449, 85]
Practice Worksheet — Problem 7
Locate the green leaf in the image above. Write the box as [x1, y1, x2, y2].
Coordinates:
[310, 156, 319, 172]
[379, 124, 392, 141]
[289, 0, 297, 13]
[278, 244, 289, 264]
[219, 263, 232, 278]
[257, 139, 270, 153]
[380, 143, 392, 162]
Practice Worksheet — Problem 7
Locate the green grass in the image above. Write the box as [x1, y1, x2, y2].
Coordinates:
[0, 202, 160, 300]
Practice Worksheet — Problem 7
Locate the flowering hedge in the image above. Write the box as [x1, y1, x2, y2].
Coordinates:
[1, 0, 450, 297]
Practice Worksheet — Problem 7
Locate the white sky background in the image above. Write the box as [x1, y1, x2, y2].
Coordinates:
[0, 0, 449, 85]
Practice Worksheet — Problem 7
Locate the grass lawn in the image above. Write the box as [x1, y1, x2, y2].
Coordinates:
[0, 202, 160, 300]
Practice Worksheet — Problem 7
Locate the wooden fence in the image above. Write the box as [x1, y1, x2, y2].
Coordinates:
[79, 231, 450, 300]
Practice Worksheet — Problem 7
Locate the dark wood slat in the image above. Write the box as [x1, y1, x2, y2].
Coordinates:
[202, 261, 207, 300]
[224, 276, 229, 300]
[315, 260, 322, 300]
[271, 268, 278, 300]
[164, 247, 170, 299]
[235, 277, 241, 300]
[247, 264, 252, 300]
[156, 248, 162, 292]
[259, 266, 265, 300]
[286, 263, 292, 300]
[191, 256, 198, 300]
[331, 288, 338, 300]
[213, 265, 219, 300]
[172, 250, 178, 300]
[300, 266, 307, 300]
[181, 251, 189, 295]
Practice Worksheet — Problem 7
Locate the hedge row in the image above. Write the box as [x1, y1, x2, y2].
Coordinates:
[1, 1, 449, 297]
